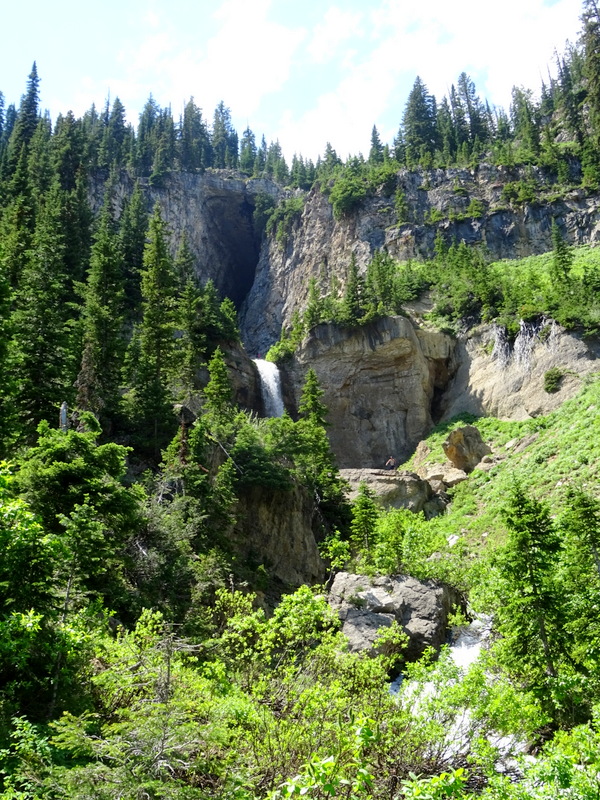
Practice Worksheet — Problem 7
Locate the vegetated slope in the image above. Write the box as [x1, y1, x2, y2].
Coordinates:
[390, 374, 600, 594]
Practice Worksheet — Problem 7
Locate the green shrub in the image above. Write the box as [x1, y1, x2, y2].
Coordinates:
[329, 174, 367, 218]
[544, 367, 563, 393]
[265, 196, 304, 247]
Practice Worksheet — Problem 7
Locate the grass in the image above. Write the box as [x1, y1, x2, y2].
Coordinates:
[395, 374, 600, 592]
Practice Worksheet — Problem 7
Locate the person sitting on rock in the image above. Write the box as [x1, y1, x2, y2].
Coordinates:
[385, 456, 397, 470]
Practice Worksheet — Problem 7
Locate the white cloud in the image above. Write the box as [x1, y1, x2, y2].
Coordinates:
[278, 0, 582, 161]
[306, 6, 363, 64]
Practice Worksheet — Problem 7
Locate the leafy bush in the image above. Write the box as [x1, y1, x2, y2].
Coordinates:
[544, 367, 563, 393]
[329, 174, 368, 218]
[501, 180, 537, 205]
[265, 196, 305, 247]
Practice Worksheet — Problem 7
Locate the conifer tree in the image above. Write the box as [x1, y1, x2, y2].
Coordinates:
[10, 182, 75, 435]
[341, 254, 367, 324]
[203, 346, 232, 422]
[179, 98, 210, 173]
[402, 77, 438, 166]
[239, 126, 257, 174]
[583, 0, 600, 141]
[7, 63, 40, 173]
[172, 235, 205, 392]
[119, 182, 148, 316]
[551, 218, 574, 284]
[496, 484, 565, 687]
[368, 125, 384, 165]
[350, 483, 379, 551]
[76, 196, 125, 423]
[298, 368, 328, 427]
[126, 203, 177, 456]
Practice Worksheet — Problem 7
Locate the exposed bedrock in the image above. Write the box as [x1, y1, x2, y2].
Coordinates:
[91, 170, 282, 308]
[283, 316, 456, 469]
[240, 165, 600, 354]
[328, 572, 461, 662]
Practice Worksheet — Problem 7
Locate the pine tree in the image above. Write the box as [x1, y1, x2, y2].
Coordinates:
[119, 182, 148, 317]
[203, 346, 232, 422]
[298, 368, 328, 427]
[496, 484, 565, 686]
[583, 0, 600, 141]
[179, 98, 210, 173]
[368, 125, 384, 165]
[350, 483, 379, 551]
[341, 254, 366, 324]
[551, 218, 574, 284]
[75, 197, 125, 423]
[10, 182, 76, 436]
[7, 63, 40, 173]
[402, 77, 438, 166]
[457, 72, 488, 144]
[304, 277, 324, 330]
[212, 102, 238, 169]
[239, 126, 257, 174]
[126, 203, 177, 456]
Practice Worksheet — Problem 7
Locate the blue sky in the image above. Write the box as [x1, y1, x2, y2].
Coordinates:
[2, 0, 583, 162]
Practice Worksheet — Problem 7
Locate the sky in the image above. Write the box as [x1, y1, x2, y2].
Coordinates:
[1, 0, 584, 163]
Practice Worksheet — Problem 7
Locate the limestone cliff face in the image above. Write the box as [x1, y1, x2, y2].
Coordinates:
[91, 170, 281, 307]
[440, 321, 600, 421]
[283, 316, 455, 468]
[240, 165, 600, 354]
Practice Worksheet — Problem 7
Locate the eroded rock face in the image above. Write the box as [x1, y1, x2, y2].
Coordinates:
[440, 321, 600, 421]
[233, 484, 325, 587]
[286, 317, 456, 468]
[91, 170, 282, 308]
[240, 165, 600, 355]
[339, 468, 447, 518]
[328, 572, 460, 661]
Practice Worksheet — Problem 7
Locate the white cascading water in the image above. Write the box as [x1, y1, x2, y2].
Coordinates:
[253, 359, 285, 417]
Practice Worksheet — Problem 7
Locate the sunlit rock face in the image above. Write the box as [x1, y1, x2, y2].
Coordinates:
[283, 316, 456, 469]
[90, 169, 281, 307]
[240, 164, 600, 354]
[328, 572, 461, 662]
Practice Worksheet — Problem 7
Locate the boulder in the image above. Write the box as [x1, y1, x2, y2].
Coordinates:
[420, 463, 469, 488]
[442, 425, 492, 473]
[328, 572, 460, 662]
[339, 468, 447, 518]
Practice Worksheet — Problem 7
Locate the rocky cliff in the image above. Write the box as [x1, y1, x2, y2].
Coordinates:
[95, 166, 600, 472]
[283, 316, 455, 468]
[240, 165, 600, 353]
[91, 170, 281, 307]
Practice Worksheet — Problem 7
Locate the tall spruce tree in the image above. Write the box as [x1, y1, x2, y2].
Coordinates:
[402, 77, 438, 166]
[119, 182, 148, 317]
[10, 182, 76, 436]
[126, 203, 177, 457]
[7, 63, 40, 174]
[368, 125, 384, 165]
[76, 195, 125, 424]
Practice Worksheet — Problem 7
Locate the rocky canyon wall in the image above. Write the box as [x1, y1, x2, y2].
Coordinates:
[240, 164, 600, 353]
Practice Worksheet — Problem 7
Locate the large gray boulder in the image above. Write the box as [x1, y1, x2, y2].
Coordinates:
[328, 572, 460, 662]
[339, 468, 447, 519]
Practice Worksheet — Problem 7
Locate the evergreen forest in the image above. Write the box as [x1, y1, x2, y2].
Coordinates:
[2, 2, 600, 798]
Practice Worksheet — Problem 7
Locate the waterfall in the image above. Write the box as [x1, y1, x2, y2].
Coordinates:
[254, 359, 285, 417]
